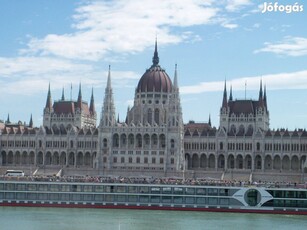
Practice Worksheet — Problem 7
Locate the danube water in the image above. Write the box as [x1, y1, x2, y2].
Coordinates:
[0, 207, 306, 230]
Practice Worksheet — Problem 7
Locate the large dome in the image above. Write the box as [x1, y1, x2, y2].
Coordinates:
[136, 41, 172, 93]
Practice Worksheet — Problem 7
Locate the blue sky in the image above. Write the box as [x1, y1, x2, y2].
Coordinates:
[0, 0, 306, 130]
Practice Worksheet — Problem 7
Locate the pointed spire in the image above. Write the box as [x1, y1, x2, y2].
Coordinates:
[258, 79, 264, 108]
[107, 65, 111, 89]
[61, 87, 65, 101]
[89, 87, 95, 114]
[101, 65, 116, 127]
[259, 79, 263, 101]
[264, 84, 267, 109]
[229, 85, 233, 101]
[77, 82, 82, 109]
[6, 113, 10, 124]
[152, 38, 159, 66]
[45, 83, 52, 110]
[117, 113, 120, 123]
[222, 80, 228, 108]
[173, 63, 178, 89]
[208, 114, 211, 127]
[29, 114, 33, 128]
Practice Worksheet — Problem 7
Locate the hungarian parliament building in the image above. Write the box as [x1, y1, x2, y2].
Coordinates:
[0, 42, 306, 181]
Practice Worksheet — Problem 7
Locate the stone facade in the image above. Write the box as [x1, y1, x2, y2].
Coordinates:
[0, 42, 307, 179]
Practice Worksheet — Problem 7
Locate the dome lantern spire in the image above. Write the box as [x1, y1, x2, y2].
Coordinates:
[152, 38, 159, 66]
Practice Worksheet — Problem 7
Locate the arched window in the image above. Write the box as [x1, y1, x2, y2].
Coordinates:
[219, 142, 223, 150]
[103, 139, 107, 148]
[256, 142, 260, 151]
[148, 109, 152, 125]
[171, 139, 175, 148]
[154, 109, 159, 125]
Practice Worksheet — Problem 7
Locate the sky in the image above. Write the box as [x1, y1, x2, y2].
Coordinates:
[0, 0, 306, 130]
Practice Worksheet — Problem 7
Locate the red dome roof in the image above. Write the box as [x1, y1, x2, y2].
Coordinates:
[136, 40, 172, 93]
[137, 65, 172, 93]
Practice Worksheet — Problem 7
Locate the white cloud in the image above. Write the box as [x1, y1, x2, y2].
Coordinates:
[21, 0, 219, 61]
[0, 57, 92, 76]
[0, 56, 140, 95]
[254, 36, 307, 57]
[221, 23, 238, 29]
[180, 70, 307, 94]
[225, 0, 252, 12]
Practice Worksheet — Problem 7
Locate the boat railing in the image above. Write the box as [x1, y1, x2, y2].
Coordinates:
[0, 175, 306, 189]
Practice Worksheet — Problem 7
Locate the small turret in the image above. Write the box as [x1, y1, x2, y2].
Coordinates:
[29, 114, 33, 128]
[45, 83, 53, 111]
[6, 113, 10, 124]
[61, 87, 65, 101]
[229, 85, 233, 101]
[222, 80, 228, 108]
[89, 87, 95, 115]
[77, 83, 82, 110]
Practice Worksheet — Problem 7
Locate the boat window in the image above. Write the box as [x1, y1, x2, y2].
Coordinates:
[50, 184, 59, 192]
[95, 185, 104, 192]
[208, 198, 218, 205]
[220, 198, 229, 205]
[116, 186, 126, 193]
[116, 195, 126, 202]
[38, 184, 48, 191]
[162, 187, 172, 194]
[84, 185, 93, 192]
[50, 194, 59, 200]
[72, 194, 81, 201]
[151, 187, 160, 194]
[128, 186, 137, 193]
[298, 191, 307, 198]
[173, 187, 183, 194]
[5, 193, 15, 199]
[150, 196, 160, 203]
[60, 193, 70, 201]
[162, 196, 171, 203]
[285, 191, 294, 198]
[105, 194, 113, 202]
[297, 200, 307, 208]
[185, 188, 195, 195]
[84, 194, 94, 201]
[16, 184, 26, 191]
[61, 185, 70, 192]
[174, 197, 184, 204]
[196, 197, 206, 204]
[72, 185, 82, 192]
[28, 193, 37, 200]
[274, 200, 284, 207]
[139, 187, 149, 193]
[94, 194, 103, 201]
[6, 183, 15, 190]
[0, 184, 3, 190]
[38, 193, 48, 200]
[208, 188, 218, 195]
[139, 196, 149, 202]
[105, 186, 114, 193]
[186, 197, 195, 204]
[28, 184, 37, 191]
[16, 193, 26, 199]
[128, 195, 137, 202]
[285, 200, 297, 207]
[196, 188, 206, 195]
[219, 189, 229, 196]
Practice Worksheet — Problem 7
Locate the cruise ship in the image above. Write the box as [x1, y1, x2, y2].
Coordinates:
[0, 177, 306, 215]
